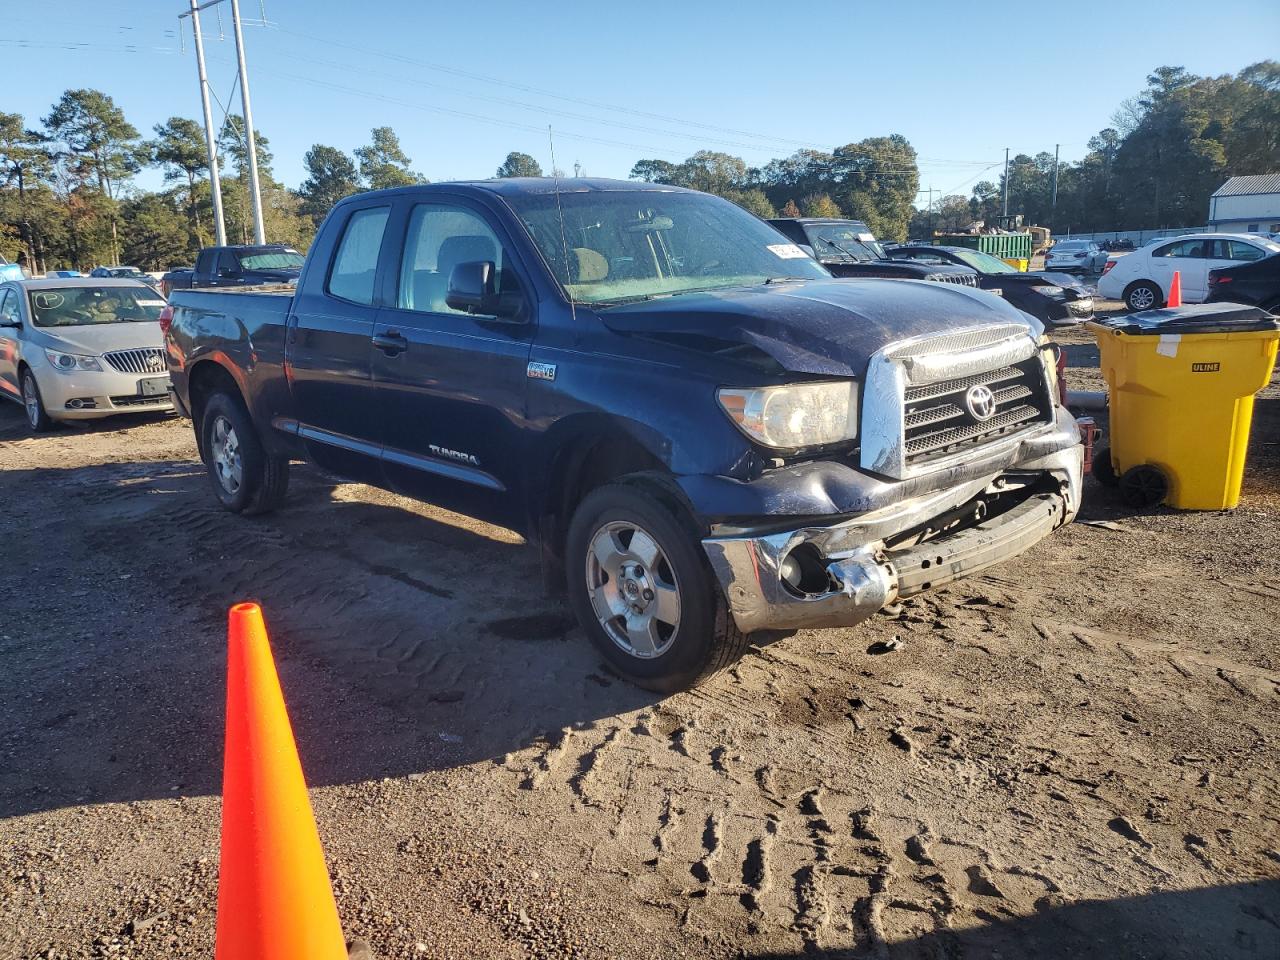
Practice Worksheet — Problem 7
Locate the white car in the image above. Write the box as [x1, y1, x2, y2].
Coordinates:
[1044, 240, 1108, 274]
[1097, 233, 1280, 311]
[0, 278, 174, 432]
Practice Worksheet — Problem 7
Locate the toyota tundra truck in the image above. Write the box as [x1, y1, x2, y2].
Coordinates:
[165, 179, 1082, 691]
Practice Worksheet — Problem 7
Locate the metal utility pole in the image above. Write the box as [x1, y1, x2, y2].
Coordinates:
[926, 186, 936, 235]
[1050, 143, 1060, 227]
[185, 0, 227, 245]
[230, 0, 266, 243]
[1001, 147, 1010, 218]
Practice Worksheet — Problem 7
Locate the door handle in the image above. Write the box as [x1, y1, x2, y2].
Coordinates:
[372, 331, 407, 355]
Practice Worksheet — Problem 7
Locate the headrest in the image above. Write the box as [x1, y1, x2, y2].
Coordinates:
[572, 247, 608, 283]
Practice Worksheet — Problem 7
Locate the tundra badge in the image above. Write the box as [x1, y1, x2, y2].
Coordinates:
[429, 444, 481, 467]
[527, 362, 557, 381]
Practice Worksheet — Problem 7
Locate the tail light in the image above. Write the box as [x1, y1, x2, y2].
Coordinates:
[1101, 260, 1116, 276]
[158, 305, 174, 335]
[1209, 274, 1231, 286]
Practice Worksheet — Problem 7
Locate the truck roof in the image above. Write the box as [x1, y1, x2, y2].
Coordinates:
[333, 177, 695, 207]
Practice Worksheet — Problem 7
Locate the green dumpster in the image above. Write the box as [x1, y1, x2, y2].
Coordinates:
[935, 232, 1034, 262]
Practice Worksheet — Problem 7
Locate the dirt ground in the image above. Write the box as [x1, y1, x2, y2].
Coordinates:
[2, 315, 1278, 959]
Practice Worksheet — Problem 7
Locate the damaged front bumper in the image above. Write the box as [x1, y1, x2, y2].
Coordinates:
[701, 414, 1083, 634]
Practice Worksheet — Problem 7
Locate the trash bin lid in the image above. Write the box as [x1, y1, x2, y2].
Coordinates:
[1095, 303, 1280, 335]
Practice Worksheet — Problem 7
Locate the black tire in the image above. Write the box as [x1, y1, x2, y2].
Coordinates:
[1124, 281, 1163, 312]
[1119, 464, 1168, 509]
[20, 368, 53, 433]
[200, 391, 289, 515]
[565, 480, 750, 692]
[1092, 444, 1119, 487]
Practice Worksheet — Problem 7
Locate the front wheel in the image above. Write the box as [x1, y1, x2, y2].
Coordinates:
[1125, 281, 1163, 312]
[20, 369, 53, 432]
[200, 391, 289, 515]
[565, 481, 749, 692]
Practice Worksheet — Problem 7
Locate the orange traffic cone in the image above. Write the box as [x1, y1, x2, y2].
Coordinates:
[216, 602, 347, 960]
[1167, 270, 1182, 308]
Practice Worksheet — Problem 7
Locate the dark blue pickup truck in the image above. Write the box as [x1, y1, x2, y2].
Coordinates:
[166, 179, 1082, 690]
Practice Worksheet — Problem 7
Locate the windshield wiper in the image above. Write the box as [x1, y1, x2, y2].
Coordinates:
[821, 237, 866, 261]
[763, 276, 811, 284]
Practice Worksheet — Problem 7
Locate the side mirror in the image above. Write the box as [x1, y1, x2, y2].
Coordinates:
[446, 261, 523, 321]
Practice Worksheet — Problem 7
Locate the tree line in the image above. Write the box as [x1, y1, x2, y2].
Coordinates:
[1, 62, 1274, 271]
[909, 62, 1278, 238]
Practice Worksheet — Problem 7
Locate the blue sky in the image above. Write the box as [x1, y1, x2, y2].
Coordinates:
[2, 0, 1278, 205]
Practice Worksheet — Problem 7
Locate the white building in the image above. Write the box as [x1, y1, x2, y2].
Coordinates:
[1208, 174, 1280, 235]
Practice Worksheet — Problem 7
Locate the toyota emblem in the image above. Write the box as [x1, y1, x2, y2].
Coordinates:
[964, 384, 997, 421]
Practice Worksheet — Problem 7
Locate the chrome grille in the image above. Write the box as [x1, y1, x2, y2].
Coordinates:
[926, 272, 981, 288]
[104, 347, 167, 375]
[902, 359, 1050, 465]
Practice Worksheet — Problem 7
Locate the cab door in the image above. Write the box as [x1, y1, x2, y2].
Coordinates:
[285, 202, 393, 484]
[369, 199, 535, 530]
[0, 288, 20, 399]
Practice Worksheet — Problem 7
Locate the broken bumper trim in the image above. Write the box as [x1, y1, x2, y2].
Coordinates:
[701, 444, 1081, 634]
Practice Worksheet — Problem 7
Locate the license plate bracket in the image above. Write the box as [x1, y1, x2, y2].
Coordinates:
[137, 376, 170, 397]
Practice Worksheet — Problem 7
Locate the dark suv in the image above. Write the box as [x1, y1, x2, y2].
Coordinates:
[768, 217, 980, 287]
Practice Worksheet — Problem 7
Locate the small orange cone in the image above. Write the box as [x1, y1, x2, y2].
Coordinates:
[215, 602, 347, 960]
[1167, 270, 1182, 308]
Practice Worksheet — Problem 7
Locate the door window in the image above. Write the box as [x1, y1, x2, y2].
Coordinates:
[397, 204, 506, 315]
[1226, 240, 1264, 262]
[0, 290, 16, 326]
[215, 250, 240, 276]
[1152, 239, 1206, 258]
[327, 206, 390, 305]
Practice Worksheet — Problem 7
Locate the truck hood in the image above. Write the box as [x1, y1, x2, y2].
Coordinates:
[600, 278, 1037, 378]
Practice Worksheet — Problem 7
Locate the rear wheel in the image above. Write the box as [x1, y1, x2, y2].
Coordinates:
[1092, 444, 1118, 487]
[20, 369, 53, 433]
[201, 391, 289, 514]
[566, 481, 749, 692]
[1119, 464, 1168, 509]
[1124, 281, 1162, 312]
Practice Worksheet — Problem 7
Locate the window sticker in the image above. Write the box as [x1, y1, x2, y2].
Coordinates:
[768, 243, 809, 260]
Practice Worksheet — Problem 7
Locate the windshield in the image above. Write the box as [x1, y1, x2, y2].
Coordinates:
[505, 190, 829, 305]
[951, 249, 1018, 274]
[28, 285, 165, 327]
[803, 224, 885, 261]
[238, 250, 305, 271]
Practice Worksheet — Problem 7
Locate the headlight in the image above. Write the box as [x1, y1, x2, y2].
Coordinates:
[45, 349, 103, 372]
[1030, 284, 1065, 297]
[718, 381, 858, 449]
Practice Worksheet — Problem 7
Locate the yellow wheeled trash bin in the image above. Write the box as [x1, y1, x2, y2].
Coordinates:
[1088, 304, 1280, 510]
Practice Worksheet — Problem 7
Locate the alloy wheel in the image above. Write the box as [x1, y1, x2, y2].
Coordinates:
[585, 520, 682, 659]
[22, 376, 40, 429]
[210, 415, 243, 495]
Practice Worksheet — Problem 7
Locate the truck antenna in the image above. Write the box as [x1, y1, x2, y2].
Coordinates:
[548, 125, 576, 324]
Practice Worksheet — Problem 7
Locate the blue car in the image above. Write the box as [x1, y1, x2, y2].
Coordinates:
[0, 257, 24, 282]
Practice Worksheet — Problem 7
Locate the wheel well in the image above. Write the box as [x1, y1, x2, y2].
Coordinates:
[1124, 279, 1162, 295]
[541, 434, 666, 562]
[186, 361, 243, 457]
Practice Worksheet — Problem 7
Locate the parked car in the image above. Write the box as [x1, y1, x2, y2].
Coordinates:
[1097, 233, 1280, 310]
[887, 244, 1094, 327]
[1044, 240, 1107, 274]
[0, 278, 173, 431]
[162, 244, 304, 296]
[767, 217, 981, 287]
[1206, 251, 1280, 312]
[90, 265, 147, 279]
[0, 256, 25, 282]
[159, 267, 194, 298]
[166, 179, 1082, 691]
[44, 270, 83, 279]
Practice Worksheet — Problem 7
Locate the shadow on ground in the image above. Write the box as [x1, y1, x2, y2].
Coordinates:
[744, 879, 1280, 960]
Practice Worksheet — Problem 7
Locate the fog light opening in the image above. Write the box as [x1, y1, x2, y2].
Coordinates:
[780, 544, 834, 597]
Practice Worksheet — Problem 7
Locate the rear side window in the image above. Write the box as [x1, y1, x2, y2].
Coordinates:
[328, 206, 390, 305]
[1153, 239, 1206, 258]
